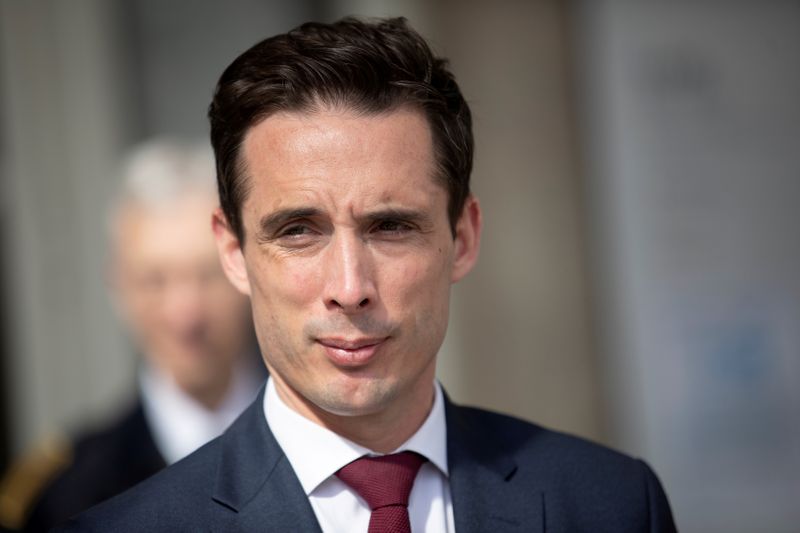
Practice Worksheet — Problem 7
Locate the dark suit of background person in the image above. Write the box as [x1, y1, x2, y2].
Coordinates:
[58, 18, 676, 532]
[0, 404, 163, 533]
[19, 403, 164, 532]
[0, 140, 262, 532]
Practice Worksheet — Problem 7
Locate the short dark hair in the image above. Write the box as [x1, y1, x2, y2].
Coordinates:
[208, 17, 473, 242]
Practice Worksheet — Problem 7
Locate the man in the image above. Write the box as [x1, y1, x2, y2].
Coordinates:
[59, 18, 676, 532]
[12, 140, 262, 531]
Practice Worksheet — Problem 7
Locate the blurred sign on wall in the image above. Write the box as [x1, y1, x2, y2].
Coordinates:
[577, 2, 800, 531]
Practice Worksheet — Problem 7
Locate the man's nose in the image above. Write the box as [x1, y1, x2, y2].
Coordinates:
[323, 233, 377, 313]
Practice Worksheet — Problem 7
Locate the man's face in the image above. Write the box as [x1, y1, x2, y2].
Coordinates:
[112, 192, 252, 403]
[214, 107, 480, 426]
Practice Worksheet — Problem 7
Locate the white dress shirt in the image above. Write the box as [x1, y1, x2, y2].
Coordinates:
[140, 362, 261, 465]
[264, 377, 455, 533]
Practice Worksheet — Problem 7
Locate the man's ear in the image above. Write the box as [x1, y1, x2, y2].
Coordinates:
[451, 195, 482, 283]
[212, 208, 251, 296]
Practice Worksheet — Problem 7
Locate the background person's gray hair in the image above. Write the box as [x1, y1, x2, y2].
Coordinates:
[114, 138, 217, 211]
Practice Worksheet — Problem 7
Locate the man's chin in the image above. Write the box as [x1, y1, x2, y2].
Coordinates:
[310, 381, 398, 419]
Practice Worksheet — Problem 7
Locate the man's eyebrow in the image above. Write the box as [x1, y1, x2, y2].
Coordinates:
[361, 208, 432, 226]
[258, 207, 321, 236]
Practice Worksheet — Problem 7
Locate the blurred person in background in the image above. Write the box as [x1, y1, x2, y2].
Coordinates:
[0, 139, 263, 532]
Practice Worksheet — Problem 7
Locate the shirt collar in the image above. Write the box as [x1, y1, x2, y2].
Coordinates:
[264, 377, 449, 496]
[139, 360, 261, 464]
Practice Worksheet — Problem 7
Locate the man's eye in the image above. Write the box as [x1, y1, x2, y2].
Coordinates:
[374, 220, 412, 234]
[280, 225, 311, 237]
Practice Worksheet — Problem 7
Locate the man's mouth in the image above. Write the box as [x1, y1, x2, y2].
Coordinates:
[316, 337, 389, 366]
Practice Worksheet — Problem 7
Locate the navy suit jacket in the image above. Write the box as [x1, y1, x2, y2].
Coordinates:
[56, 387, 676, 532]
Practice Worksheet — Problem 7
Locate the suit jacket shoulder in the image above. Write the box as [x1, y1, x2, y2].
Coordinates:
[446, 403, 677, 532]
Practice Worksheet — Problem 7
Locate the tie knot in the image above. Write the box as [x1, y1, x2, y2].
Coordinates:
[336, 451, 428, 510]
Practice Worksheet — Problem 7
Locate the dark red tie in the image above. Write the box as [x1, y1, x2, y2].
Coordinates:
[336, 451, 428, 533]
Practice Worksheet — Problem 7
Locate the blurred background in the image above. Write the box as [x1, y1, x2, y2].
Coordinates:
[0, 1, 797, 531]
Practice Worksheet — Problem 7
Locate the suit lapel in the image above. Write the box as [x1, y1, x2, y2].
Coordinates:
[446, 398, 545, 533]
[210, 386, 323, 532]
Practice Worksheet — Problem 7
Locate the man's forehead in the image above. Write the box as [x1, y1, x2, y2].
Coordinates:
[240, 108, 437, 188]
[243, 106, 431, 155]
[112, 193, 216, 250]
